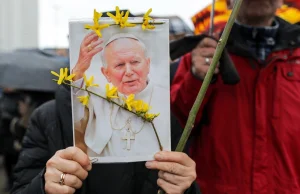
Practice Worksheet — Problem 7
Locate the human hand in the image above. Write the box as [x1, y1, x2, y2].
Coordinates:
[18, 97, 32, 127]
[18, 100, 29, 117]
[72, 31, 104, 81]
[44, 147, 92, 194]
[146, 151, 197, 194]
[191, 37, 220, 79]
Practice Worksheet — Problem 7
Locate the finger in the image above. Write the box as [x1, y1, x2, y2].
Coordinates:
[88, 46, 103, 57]
[157, 178, 182, 194]
[84, 39, 104, 53]
[83, 39, 103, 53]
[45, 182, 75, 194]
[51, 157, 88, 180]
[90, 39, 103, 49]
[63, 173, 83, 189]
[198, 37, 218, 48]
[47, 168, 83, 189]
[202, 48, 216, 58]
[84, 33, 99, 46]
[57, 147, 91, 171]
[154, 151, 196, 167]
[197, 48, 216, 58]
[158, 171, 186, 186]
[83, 31, 97, 42]
[146, 161, 188, 176]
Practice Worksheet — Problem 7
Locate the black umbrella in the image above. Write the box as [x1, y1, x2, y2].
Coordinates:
[0, 49, 68, 92]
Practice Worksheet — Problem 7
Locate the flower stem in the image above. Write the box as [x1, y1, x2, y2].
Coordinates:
[63, 82, 163, 151]
[151, 122, 163, 151]
[158, 0, 243, 193]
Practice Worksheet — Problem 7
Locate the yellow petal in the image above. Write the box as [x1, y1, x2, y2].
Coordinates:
[105, 83, 109, 92]
[58, 68, 64, 85]
[84, 24, 94, 29]
[116, 6, 120, 17]
[66, 74, 75, 81]
[99, 23, 110, 29]
[128, 94, 135, 101]
[83, 74, 87, 85]
[107, 12, 119, 24]
[91, 83, 99, 87]
[144, 8, 152, 18]
[51, 71, 60, 77]
[147, 25, 155, 30]
[94, 29, 101, 37]
[64, 68, 68, 78]
[88, 76, 94, 86]
[125, 22, 136, 27]
[124, 11, 129, 20]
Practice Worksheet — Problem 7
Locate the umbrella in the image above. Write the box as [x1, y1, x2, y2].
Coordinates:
[0, 49, 68, 92]
[191, 0, 230, 35]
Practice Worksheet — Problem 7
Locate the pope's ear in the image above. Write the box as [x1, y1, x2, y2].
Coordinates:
[146, 58, 151, 73]
[101, 67, 110, 82]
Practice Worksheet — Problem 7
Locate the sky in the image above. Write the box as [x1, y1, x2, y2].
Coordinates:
[38, 0, 211, 48]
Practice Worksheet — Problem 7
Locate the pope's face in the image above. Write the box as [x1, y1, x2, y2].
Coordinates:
[101, 38, 150, 95]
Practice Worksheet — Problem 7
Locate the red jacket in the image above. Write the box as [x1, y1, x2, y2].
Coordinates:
[171, 18, 300, 194]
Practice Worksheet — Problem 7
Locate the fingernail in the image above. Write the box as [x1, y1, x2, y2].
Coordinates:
[145, 161, 152, 168]
[87, 162, 92, 171]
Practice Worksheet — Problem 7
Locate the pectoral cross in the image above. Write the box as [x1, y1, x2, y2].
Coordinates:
[122, 130, 135, 150]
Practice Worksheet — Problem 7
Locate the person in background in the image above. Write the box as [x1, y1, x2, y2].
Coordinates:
[192, 0, 300, 36]
[0, 88, 21, 191]
[0, 89, 54, 192]
[171, 0, 300, 193]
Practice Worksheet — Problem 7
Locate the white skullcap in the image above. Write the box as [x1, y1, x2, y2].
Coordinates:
[100, 33, 148, 67]
[104, 33, 140, 47]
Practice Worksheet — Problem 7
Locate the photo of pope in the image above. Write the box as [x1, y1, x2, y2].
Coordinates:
[71, 31, 170, 162]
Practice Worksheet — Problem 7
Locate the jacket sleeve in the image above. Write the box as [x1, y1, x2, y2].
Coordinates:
[170, 53, 216, 128]
[184, 181, 201, 194]
[11, 104, 52, 194]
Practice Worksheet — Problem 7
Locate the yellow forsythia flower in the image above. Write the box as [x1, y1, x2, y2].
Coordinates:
[120, 11, 136, 28]
[123, 94, 135, 111]
[84, 9, 110, 37]
[133, 100, 150, 113]
[145, 113, 160, 121]
[105, 83, 118, 99]
[107, 6, 123, 25]
[83, 74, 99, 88]
[142, 8, 155, 30]
[78, 95, 90, 106]
[51, 68, 75, 85]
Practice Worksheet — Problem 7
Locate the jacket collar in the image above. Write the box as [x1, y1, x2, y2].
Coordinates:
[226, 16, 300, 58]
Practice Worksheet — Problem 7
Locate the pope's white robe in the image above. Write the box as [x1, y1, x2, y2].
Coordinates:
[73, 80, 170, 163]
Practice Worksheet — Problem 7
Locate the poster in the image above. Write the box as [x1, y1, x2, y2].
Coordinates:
[69, 10, 170, 163]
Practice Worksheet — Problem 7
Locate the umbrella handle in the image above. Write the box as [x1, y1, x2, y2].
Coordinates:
[220, 50, 240, 85]
[209, 0, 216, 36]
